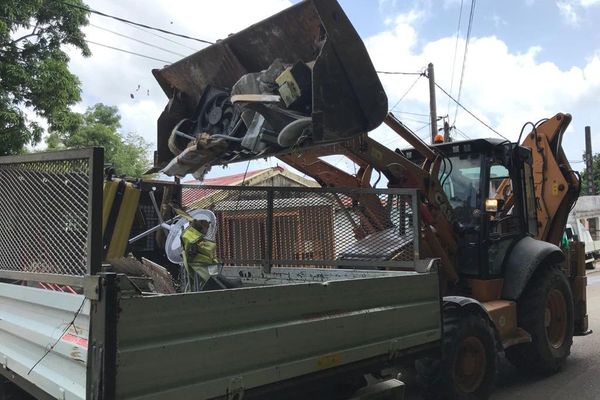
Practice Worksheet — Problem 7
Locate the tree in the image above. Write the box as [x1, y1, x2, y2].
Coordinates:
[47, 103, 151, 176]
[581, 153, 600, 195]
[0, 0, 90, 155]
[113, 133, 152, 177]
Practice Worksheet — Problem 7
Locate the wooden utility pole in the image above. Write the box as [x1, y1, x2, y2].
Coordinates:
[585, 126, 595, 195]
[427, 63, 438, 144]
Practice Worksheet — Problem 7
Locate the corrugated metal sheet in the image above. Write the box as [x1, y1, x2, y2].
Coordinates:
[0, 283, 89, 400]
[113, 271, 440, 399]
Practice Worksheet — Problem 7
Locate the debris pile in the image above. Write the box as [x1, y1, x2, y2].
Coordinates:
[162, 59, 314, 179]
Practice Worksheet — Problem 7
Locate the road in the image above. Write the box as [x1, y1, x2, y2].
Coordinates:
[402, 269, 600, 400]
[493, 269, 600, 400]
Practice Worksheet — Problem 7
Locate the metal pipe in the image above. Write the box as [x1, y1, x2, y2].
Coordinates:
[128, 219, 174, 244]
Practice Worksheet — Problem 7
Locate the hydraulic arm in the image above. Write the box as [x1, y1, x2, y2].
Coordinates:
[280, 112, 460, 283]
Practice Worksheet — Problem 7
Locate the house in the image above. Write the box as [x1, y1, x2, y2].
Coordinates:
[182, 167, 339, 266]
[182, 166, 318, 209]
[567, 195, 600, 262]
[131, 166, 412, 269]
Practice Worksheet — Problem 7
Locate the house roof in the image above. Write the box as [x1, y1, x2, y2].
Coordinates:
[182, 166, 318, 207]
[187, 168, 273, 186]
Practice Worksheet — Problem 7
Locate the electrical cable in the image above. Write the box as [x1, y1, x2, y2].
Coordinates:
[28, 298, 87, 374]
[59, 1, 214, 45]
[389, 115, 430, 124]
[434, 82, 508, 140]
[414, 122, 431, 133]
[86, 40, 174, 63]
[389, 73, 423, 111]
[89, 23, 187, 57]
[392, 111, 431, 117]
[127, 23, 199, 52]
[447, 0, 465, 115]
[454, 127, 471, 140]
[376, 70, 423, 76]
[453, 0, 477, 125]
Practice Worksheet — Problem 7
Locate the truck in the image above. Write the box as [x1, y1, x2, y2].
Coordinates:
[0, 0, 589, 399]
[566, 195, 600, 268]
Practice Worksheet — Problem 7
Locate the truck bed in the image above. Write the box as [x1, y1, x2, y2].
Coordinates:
[1, 266, 440, 400]
[0, 148, 441, 399]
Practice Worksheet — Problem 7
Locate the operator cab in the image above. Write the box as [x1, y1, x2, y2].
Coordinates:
[400, 138, 538, 279]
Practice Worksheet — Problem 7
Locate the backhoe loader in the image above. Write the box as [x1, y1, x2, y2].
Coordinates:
[0, 1, 587, 399]
[151, 0, 588, 398]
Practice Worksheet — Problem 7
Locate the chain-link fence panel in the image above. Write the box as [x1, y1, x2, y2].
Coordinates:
[0, 149, 103, 282]
[182, 185, 420, 270]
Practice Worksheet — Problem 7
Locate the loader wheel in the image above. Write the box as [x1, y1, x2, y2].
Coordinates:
[506, 266, 574, 375]
[416, 306, 497, 400]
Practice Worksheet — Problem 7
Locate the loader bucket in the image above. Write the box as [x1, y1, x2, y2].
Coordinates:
[152, 0, 387, 171]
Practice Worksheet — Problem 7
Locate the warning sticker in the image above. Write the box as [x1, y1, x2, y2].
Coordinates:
[62, 333, 89, 348]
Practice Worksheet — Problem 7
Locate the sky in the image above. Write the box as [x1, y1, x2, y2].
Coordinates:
[64, 0, 600, 180]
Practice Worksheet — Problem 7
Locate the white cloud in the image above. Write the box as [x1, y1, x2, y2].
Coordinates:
[63, 1, 599, 178]
[364, 10, 600, 162]
[491, 14, 508, 28]
[579, 0, 600, 6]
[67, 0, 292, 149]
[556, 0, 600, 25]
[557, 1, 579, 25]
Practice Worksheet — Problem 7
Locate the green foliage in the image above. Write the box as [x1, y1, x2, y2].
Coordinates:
[0, 0, 90, 155]
[581, 153, 600, 195]
[47, 103, 151, 177]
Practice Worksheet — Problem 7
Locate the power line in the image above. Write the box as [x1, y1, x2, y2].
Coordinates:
[414, 122, 431, 133]
[86, 40, 173, 63]
[454, 126, 471, 140]
[434, 82, 508, 140]
[59, 1, 214, 45]
[389, 73, 423, 111]
[127, 23, 199, 52]
[391, 115, 429, 124]
[454, 0, 477, 125]
[377, 70, 423, 76]
[90, 23, 187, 57]
[392, 111, 431, 117]
[447, 0, 464, 115]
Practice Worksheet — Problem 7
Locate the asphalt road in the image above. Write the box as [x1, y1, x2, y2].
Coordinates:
[403, 269, 600, 400]
[492, 269, 600, 400]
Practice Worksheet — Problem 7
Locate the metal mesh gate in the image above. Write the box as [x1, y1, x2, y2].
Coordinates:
[0, 148, 103, 285]
[182, 185, 420, 270]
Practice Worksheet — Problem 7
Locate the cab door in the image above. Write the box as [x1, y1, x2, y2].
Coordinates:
[485, 163, 524, 276]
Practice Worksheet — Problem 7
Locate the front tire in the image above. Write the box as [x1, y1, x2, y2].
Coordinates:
[506, 266, 574, 374]
[417, 306, 497, 400]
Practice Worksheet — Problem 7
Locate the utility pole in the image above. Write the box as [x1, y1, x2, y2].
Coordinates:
[427, 63, 438, 144]
[585, 126, 595, 195]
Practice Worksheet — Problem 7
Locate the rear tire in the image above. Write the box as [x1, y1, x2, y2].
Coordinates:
[506, 266, 574, 374]
[416, 306, 497, 400]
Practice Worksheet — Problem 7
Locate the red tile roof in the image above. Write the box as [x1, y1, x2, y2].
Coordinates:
[189, 169, 264, 186]
[182, 166, 285, 206]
